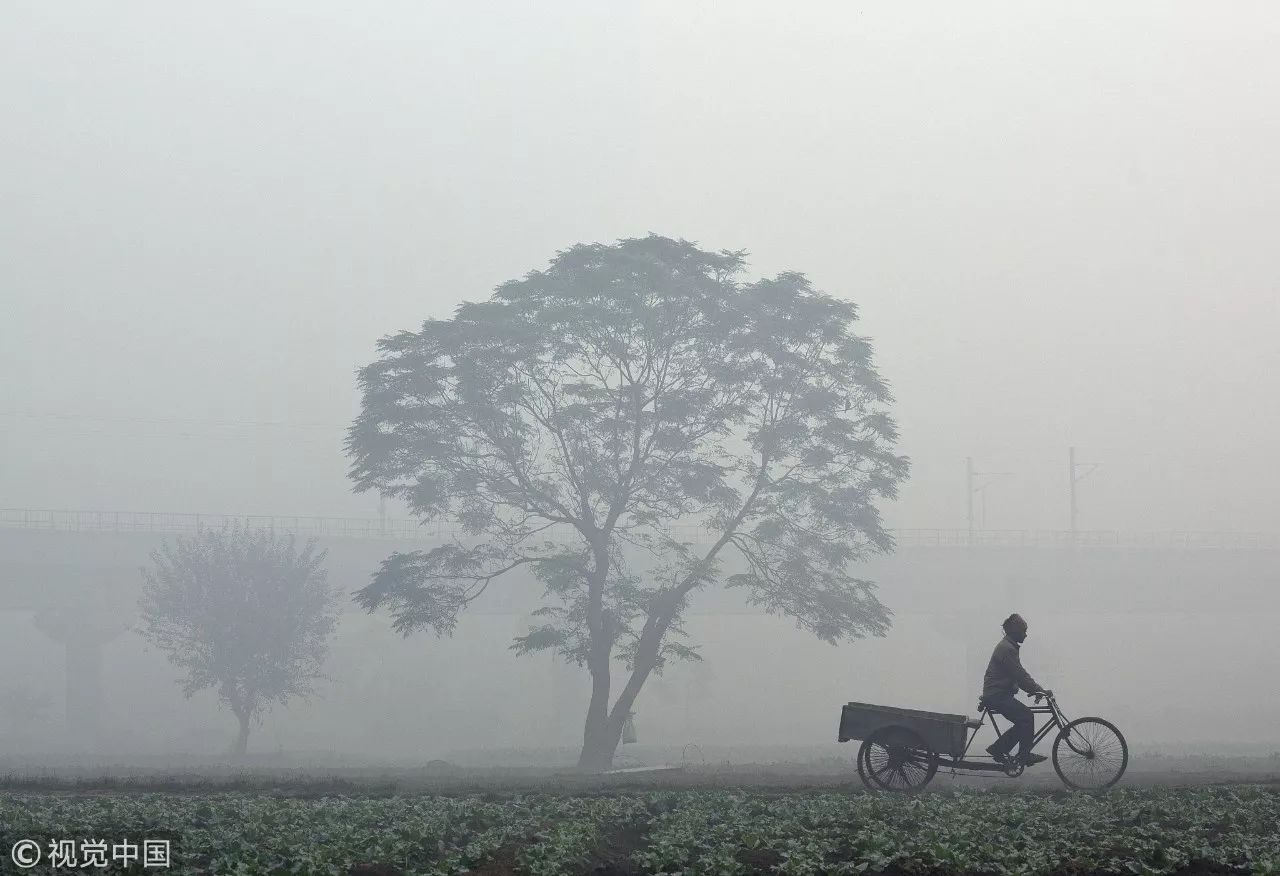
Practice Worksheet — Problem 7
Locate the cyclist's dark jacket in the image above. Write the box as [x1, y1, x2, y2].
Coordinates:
[982, 636, 1043, 699]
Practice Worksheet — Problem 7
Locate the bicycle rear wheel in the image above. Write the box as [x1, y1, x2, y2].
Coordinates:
[1052, 717, 1128, 790]
[861, 726, 938, 792]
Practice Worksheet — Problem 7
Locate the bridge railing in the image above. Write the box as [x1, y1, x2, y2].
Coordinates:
[3, 509, 1278, 549]
[892, 528, 1280, 549]
[0, 508, 445, 539]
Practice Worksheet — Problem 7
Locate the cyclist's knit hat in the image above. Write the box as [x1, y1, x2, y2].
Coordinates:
[1002, 613, 1027, 632]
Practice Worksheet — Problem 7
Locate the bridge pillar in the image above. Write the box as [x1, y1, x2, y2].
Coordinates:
[34, 608, 132, 751]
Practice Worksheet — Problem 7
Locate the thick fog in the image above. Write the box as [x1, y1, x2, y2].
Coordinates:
[2, 2, 1278, 764]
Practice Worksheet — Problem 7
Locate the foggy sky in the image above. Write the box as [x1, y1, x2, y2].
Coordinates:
[3, 1, 1279, 534]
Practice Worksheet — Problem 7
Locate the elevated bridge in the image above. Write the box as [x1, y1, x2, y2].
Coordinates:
[4, 507, 1277, 615]
[2, 508, 1278, 750]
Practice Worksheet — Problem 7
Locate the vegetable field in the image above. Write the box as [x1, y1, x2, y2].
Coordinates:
[2, 786, 1278, 875]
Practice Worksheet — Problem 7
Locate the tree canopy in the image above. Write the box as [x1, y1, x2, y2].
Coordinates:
[348, 234, 908, 768]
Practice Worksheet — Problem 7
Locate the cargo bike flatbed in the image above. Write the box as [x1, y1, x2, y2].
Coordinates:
[837, 693, 1128, 791]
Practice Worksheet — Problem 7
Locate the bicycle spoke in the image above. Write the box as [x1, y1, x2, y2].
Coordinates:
[1055, 719, 1127, 789]
[864, 731, 935, 791]
[900, 760, 923, 785]
[873, 760, 896, 782]
[867, 744, 899, 785]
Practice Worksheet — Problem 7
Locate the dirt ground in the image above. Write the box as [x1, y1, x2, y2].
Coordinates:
[1, 753, 1277, 795]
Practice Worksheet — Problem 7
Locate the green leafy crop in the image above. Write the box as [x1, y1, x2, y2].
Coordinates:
[2, 786, 1277, 874]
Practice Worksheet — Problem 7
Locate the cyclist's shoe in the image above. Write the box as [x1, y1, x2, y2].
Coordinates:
[1021, 753, 1048, 767]
[985, 744, 1010, 763]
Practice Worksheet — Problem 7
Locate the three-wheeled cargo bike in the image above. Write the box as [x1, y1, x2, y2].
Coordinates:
[837, 693, 1128, 791]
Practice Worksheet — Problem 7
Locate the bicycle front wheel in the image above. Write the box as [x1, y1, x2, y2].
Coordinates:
[1052, 717, 1128, 790]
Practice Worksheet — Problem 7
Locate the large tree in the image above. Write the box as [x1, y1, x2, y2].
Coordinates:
[348, 235, 908, 770]
[138, 524, 340, 756]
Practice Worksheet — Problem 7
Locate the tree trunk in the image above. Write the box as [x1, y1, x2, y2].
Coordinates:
[577, 641, 617, 770]
[577, 706, 623, 772]
[576, 635, 665, 771]
[577, 596, 679, 771]
[578, 537, 615, 771]
[231, 710, 250, 758]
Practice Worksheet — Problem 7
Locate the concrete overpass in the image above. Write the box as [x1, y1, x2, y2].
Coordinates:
[2, 508, 1278, 749]
[4, 507, 1277, 614]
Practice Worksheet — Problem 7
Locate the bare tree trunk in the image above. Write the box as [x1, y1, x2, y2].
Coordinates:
[577, 605, 673, 771]
[224, 682, 251, 759]
[577, 636, 616, 770]
[577, 652, 666, 770]
[231, 710, 250, 758]
[577, 706, 623, 771]
[578, 538, 615, 771]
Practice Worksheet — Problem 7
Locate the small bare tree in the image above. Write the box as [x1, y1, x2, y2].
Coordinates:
[138, 524, 339, 756]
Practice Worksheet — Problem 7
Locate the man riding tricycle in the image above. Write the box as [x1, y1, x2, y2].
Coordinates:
[838, 613, 1128, 791]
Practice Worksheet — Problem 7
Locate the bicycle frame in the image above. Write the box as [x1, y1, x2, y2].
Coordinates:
[972, 695, 1065, 753]
[946, 694, 1072, 773]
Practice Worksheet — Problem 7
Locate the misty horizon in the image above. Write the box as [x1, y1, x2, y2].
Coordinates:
[4, 2, 1279, 535]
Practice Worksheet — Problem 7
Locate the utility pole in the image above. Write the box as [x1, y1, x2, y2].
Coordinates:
[966, 457, 1014, 543]
[1068, 446, 1100, 542]
[966, 457, 974, 542]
